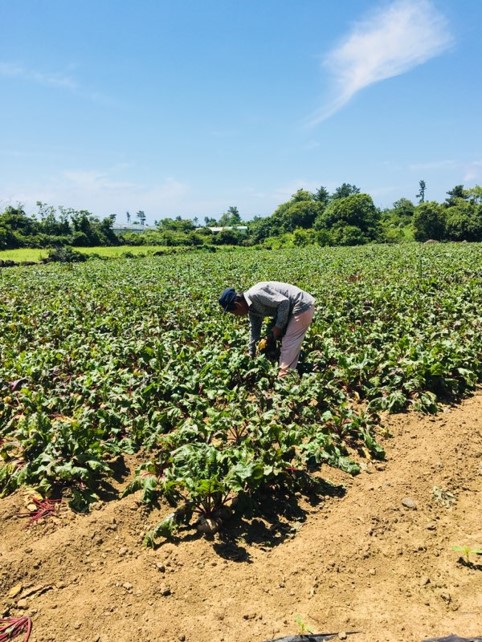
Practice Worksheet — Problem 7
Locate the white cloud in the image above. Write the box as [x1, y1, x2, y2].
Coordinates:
[407, 159, 482, 184]
[4, 168, 295, 221]
[307, 0, 453, 126]
[62, 170, 139, 193]
[0, 62, 23, 77]
[0, 61, 114, 105]
[57, 171, 191, 218]
[0, 62, 77, 90]
[2, 168, 197, 222]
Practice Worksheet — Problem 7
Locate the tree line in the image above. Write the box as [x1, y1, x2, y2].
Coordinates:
[0, 203, 118, 250]
[1, 183, 482, 251]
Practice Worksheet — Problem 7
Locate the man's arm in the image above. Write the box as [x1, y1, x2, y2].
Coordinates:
[248, 313, 263, 357]
[273, 299, 290, 333]
[251, 287, 291, 332]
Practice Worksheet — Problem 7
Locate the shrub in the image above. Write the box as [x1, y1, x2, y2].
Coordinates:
[44, 246, 87, 263]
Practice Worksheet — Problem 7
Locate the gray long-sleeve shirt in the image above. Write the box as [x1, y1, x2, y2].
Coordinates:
[243, 281, 315, 356]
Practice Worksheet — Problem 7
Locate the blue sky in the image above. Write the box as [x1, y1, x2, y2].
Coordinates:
[1, 0, 481, 225]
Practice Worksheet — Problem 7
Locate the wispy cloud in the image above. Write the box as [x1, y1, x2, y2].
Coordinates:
[407, 158, 482, 185]
[3, 167, 193, 220]
[4, 166, 281, 221]
[62, 170, 139, 193]
[59, 170, 191, 214]
[307, 0, 454, 126]
[0, 62, 78, 90]
[0, 61, 114, 105]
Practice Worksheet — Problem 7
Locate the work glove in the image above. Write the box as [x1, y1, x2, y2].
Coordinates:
[257, 332, 277, 357]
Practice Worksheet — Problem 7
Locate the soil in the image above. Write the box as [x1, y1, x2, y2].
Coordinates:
[1, 392, 481, 642]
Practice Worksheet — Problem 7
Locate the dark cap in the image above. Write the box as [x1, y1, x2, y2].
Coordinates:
[219, 287, 237, 312]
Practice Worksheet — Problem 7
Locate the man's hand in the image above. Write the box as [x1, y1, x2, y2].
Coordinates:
[257, 337, 268, 352]
[257, 333, 276, 354]
[266, 333, 277, 349]
[271, 326, 283, 339]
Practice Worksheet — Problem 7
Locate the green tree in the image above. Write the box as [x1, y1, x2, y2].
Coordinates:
[136, 210, 146, 226]
[247, 216, 277, 244]
[218, 206, 242, 227]
[67, 209, 118, 246]
[157, 217, 195, 233]
[315, 193, 381, 244]
[271, 190, 323, 233]
[466, 185, 482, 204]
[412, 201, 446, 241]
[36, 202, 72, 236]
[0, 226, 14, 249]
[380, 198, 415, 243]
[332, 183, 360, 200]
[0, 206, 36, 235]
[292, 228, 316, 246]
[313, 186, 330, 206]
[445, 185, 467, 207]
[280, 201, 324, 232]
[98, 214, 119, 245]
[0, 206, 38, 248]
[391, 198, 415, 223]
[416, 180, 426, 204]
[211, 228, 243, 245]
[331, 224, 367, 246]
[315, 229, 333, 247]
[445, 202, 482, 241]
[290, 189, 313, 202]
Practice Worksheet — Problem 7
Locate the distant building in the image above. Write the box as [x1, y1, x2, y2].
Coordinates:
[207, 225, 248, 234]
[113, 224, 150, 236]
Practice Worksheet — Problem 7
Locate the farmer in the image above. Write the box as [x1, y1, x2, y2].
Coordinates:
[219, 281, 315, 377]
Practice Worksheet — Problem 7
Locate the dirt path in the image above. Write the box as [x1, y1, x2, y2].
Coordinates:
[1, 393, 481, 642]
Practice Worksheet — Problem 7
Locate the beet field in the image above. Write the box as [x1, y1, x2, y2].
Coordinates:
[1, 244, 481, 544]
